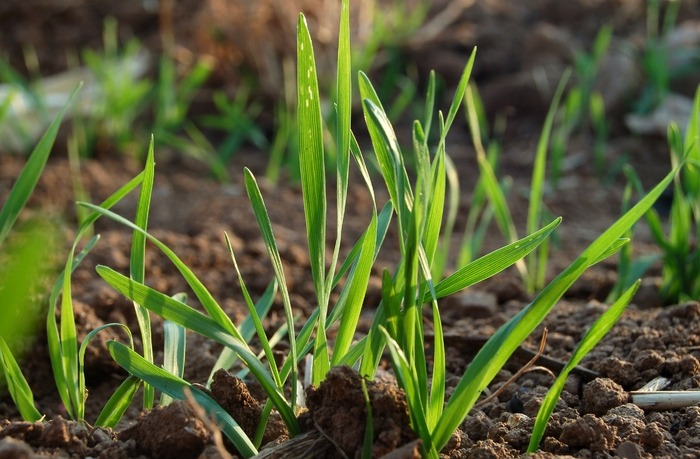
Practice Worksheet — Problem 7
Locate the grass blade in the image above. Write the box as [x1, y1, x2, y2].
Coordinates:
[331, 211, 377, 365]
[526, 70, 570, 292]
[79, 323, 134, 423]
[107, 341, 258, 458]
[242, 169, 299, 409]
[433, 162, 682, 451]
[528, 279, 641, 452]
[225, 234, 282, 387]
[96, 266, 299, 434]
[0, 335, 42, 421]
[465, 87, 524, 279]
[77, 202, 241, 340]
[0, 84, 80, 246]
[131, 137, 156, 409]
[428, 217, 561, 301]
[297, 13, 330, 384]
[95, 375, 141, 428]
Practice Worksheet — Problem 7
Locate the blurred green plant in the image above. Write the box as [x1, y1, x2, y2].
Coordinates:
[645, 86, 700, 303]
[550, 25, 612, 186]
[0, 86, 80, 421]
[635, 0, 682, 114]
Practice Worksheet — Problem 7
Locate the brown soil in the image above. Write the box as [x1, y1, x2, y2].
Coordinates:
[2, 1, 700, 458]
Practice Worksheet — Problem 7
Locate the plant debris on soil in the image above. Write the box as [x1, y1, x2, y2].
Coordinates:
[2, 1, 700, 458]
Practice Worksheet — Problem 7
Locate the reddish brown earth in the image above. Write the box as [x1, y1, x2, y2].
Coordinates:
[2, 1, 700, 458]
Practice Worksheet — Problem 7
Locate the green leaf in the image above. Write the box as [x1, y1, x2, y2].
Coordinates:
[225, 234, 282, 387]
[526, 70, 570, 291]
[297, 13, 330, 384]
[96, 266, 299, 434]
[528, 280, 640, 452]
[107, 341, 258, 458]
[0, 335, 41, 421]
[0, 84, 81, 247]
[79, 323, 134, 423]
[440, 48, 476, 144]
[77, 202, 241, 340]
[428, 217, 561, 301]
[131, 137, 156, 409]
[95, 375, 141, 428]
[331, 211, 377, 365]
[242, 169, 299, 408]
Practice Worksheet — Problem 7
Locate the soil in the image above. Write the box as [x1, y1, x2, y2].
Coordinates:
[1, 1, 700, 458]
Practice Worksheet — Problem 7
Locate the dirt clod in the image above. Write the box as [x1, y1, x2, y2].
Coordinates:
[119, 401, 209, 459]
[209, 369, 288, 448]
[0, 437, 33, 459]
[558, 414, 617, 453]
[305, 365, 415, 458]
[581, 378, 629, 416]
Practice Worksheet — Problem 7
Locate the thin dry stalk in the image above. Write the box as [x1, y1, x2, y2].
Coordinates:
[476, 329, 556, 407]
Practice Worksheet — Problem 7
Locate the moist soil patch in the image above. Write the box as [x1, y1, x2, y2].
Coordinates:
[2, 1, 700, 458]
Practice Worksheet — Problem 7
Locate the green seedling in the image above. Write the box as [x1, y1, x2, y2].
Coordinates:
[643, 86, 700, 303]
[198, 85, 267, 164]
[636, 0, 681, 114]
[550, 25, 612, 185]
[81, 18, 151, 155]
[464, 71, 570, 293]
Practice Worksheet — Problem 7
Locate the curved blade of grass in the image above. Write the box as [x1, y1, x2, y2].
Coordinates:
[427, 299, 445, 432]
[433, 162, 682, 451]
[333, 0, 351, 256]
[59, 241, 80, 419]
[79, 323, 134, 421]
[0, 335, 42, 421]
[107, 341, 258, 458]
[208, 278, 277, 387]
[427, 217, 561, 301]
[96, 265, 299, 434]
[439, 48, 476, 147]
[242, 169, 299, 409]
[422, 71, 436, 139]
[226, 234, 281, 387]
[528, 279, 640, 452]
[425, 149, 446, 265]
[359, 74, 412, 230]
[95, 375, 141, 428]
[131, 137, 155, 409]
[77, 201, 240, 340]
[0, 84, 81, 246]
